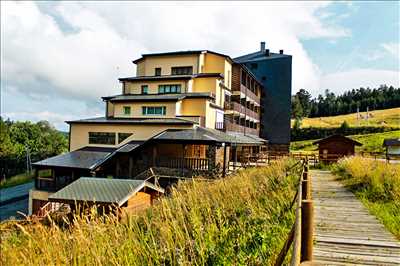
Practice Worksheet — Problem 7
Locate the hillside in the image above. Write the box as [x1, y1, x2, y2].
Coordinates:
[1, 161, 299, 265]
[291, 130, 400, 153]
[291, 107, 400, 128]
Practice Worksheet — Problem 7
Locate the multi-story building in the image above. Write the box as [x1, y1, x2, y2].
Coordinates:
[235, 42, 292, 152]
[30, 50, 266, 215]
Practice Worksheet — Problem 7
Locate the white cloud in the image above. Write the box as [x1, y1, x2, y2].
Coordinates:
[319, 68, 400, 96]
[1, 1, 349, 103]
[381, 42, 400, 60]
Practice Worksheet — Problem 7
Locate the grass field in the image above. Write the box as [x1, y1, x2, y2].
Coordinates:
[0, 172, 34, 189]
[0, 161, 300, 265]
[333, 156, 400, 239]
[292, 107, 400, 128]
[290, 130, 400, 153]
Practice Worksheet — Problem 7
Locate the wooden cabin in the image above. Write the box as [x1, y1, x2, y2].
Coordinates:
[42, 177, 164, 217]
[313, 135, 362, 163]
[383, 138, 400, 160]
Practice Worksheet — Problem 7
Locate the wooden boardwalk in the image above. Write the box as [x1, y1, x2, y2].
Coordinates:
[311, 170, 400, 265]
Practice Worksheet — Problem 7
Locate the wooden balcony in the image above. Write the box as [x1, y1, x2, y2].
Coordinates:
[215, 121, 259, 136]
[233, 84, 260, 105]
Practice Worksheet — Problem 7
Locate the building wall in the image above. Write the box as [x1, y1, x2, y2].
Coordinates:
[203, 53, 232, 89]
[192, 77, 224, 107]
[318, 141, 355, 158]
[124, 80, 189, 94]
[113, 101, 178, 118]
[29, 189, 51, 215]
[125, 191, 152, 212]
[388, 146, 400, 155]
[136, 54, 200, 76]
[242, 56, 292, 145]
[69, 123, 193, 151]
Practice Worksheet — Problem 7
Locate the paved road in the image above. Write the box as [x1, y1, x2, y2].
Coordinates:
[0, 181, 33, 221]
[311, 170, 400, 265]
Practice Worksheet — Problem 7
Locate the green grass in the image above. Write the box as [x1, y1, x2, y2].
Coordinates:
[0, 160, 300, 265]
[292, 107, 400, 128]
[0, 172, 34, 189]
[290, 130, 400, 153]
[332, 156, 400, 239]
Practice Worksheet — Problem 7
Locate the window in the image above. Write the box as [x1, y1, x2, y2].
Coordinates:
[155, 68, 161, 76]
[250, 63, 258, 70]
[141, 85, 148, 94]
[123, 106, 131, 115]
[89, 132, 116, 145]
[171, 66, 193, 75]
[118, 133, 132, 144]
[142, 106, 166, 115]
[158, 84, 181, 94]
[262, 76, 266, 81]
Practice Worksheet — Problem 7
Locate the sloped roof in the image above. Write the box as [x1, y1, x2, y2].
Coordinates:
[153, 127, 266, 145]
[48, 177, 164, 206]
[132, 50, 232, 64]
[118, 73, 223, 82]
[383, 138, 400, 147]
[313, 135, 362, 146]
[32, 147, 116, 170]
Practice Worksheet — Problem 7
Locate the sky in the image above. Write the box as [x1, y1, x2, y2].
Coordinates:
[1, 1, 399, 131]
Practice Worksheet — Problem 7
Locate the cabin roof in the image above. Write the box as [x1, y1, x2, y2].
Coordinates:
[32, 147, 116, 170]
[383, 138, 400, 147]
[312, 134, 362, 146]
[153, 127, 266, 145]
[48, 177, 164, 206]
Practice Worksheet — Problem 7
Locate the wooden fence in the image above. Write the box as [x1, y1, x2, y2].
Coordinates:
[275, 159, 314, 266]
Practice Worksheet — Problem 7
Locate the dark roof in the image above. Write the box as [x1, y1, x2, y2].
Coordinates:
[118, 73, 223, 82]
[66, 117, 196, 125]
[132, 50, 232, 64]
[313, 135, 362, 146]
[102, 93, 215, 102]
[234, 50, 291, 63]
[153, 127, 266, 145]
[48, 178, 164, 206]
[32, 147, 116, 170]
[383, 138, 400, 147]
[116, 141, 144, 153]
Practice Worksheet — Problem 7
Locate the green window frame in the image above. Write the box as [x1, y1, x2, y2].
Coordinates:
[89, 132, 116, 145]
[123, 106, 131, 115]
[142, 106, 166, 116]
[141, 85, 148, 94]
[158, 84, 181, 94]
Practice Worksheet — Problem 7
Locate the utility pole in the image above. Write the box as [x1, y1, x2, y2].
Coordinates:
[25, 145, 32, 174]
[366, 106, 369, 126]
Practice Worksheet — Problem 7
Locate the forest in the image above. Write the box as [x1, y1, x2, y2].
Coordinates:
[291, 85, 400, 119]
[0, 117, 68, 178]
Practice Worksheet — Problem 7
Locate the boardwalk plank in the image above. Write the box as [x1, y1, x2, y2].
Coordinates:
[311, 170, 400, 265]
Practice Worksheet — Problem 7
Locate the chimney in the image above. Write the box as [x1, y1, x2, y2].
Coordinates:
[279, 49, 284, 54]
[260, 42, 266, 52]
[265, 49, 270, 56]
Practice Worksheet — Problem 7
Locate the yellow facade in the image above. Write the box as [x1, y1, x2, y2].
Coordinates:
[69, 123, 193, 151]
[113, 101, 178, 118]
[124, 80, 189, 94]
[136, 54, 200, 76]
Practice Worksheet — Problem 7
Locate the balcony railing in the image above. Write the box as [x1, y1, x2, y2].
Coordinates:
[215, 121, 259, 136]
[225, 102, 259, 120]
[232, 84, 260, 105]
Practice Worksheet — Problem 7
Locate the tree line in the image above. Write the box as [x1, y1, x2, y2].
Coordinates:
[291, 85, 400, 119]
[0, 117, 68, 178]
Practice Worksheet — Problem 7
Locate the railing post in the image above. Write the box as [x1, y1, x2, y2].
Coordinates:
[301, 199, 314, 262]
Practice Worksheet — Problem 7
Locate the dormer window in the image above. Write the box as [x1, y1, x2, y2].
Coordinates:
[171, 66, 193, 75]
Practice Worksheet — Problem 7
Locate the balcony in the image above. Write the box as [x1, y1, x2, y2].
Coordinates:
[225, 102, 259, 120]
[232, 84, 260, 105]
[215, 121, 259, 136]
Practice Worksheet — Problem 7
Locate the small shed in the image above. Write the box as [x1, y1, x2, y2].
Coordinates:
[313, 135, 362, 163]
[383, 138, 400, 159]
[48, 177, 164, 216]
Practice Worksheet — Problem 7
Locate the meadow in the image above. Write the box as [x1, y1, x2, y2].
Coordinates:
[292, 107, 400, 128]
[0, 160, 300, 265]
[332, 156, 400, 239]
[290, 130, 400, 153]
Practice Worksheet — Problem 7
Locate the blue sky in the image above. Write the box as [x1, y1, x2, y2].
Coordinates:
[1, 1, 399, 131]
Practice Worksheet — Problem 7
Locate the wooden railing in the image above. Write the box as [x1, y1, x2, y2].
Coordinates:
[155, 157, 209, 171]
[275, 159, 314, 266]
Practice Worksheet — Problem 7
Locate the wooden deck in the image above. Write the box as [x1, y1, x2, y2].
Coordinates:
[311, 170, 400, 265]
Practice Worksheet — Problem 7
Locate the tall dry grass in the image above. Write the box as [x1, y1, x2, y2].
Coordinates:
[1, 160, 299, 265]
[333, 156, 400, 238]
